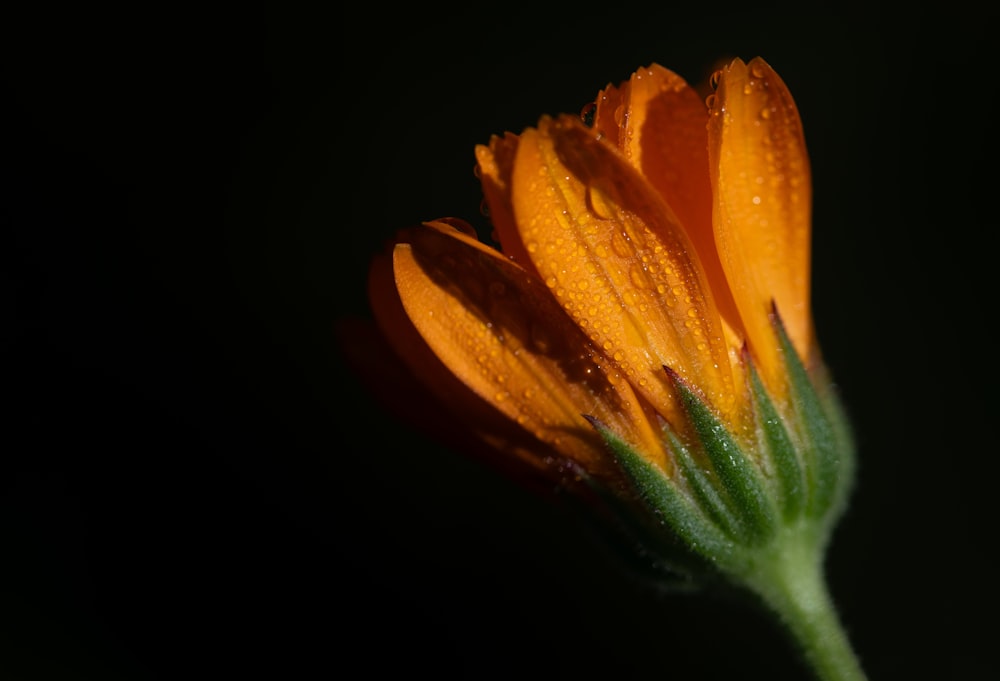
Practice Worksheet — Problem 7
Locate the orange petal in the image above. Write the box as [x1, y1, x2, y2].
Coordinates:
[370, 225, 591, 486]
[708, 57, 813, 390]
[596, 63, 745, 368]
[511, 115, 739, 426]
[596, 64, 713, 241]
[391, 220, 671, 477]
[475, 133, 539, 273]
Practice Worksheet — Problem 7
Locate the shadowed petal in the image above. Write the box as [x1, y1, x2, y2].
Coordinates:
[392, 219, 672, 476]
[595, 64, 714, 253]
[475, 133, 541, 272]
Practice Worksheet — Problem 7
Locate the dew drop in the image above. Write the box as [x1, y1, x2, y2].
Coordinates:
[530, 324, 553, 353]
[750, 62, 766, 79]
[585, 184, 615, 220]
[580, 101, 597, 127]
[709, 69, 722, 91]
[760, 107, 772, 120]
[624, 223, 646, 249]
[705, 93, 717, 109]
[610, 231, 632, 257]
[629, 265, 651, 290]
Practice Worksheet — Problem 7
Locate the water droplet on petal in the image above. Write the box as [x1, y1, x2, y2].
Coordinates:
[585, 184, 615, 220]
[530, 324, 553, 353]
[610, 231, 632, 257]
[629, 265, 651, 290]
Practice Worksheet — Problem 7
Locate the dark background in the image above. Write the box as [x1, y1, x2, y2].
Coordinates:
[3, 3, 993, 679]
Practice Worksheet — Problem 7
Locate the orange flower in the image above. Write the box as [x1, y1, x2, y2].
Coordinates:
[363, 57, 865, 681]
[369, 57, 815, 488]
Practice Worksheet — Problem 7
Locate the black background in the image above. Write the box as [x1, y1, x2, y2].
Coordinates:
[3, 3, 994, 679]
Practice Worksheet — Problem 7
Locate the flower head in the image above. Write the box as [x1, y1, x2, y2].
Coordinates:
[362, 56, 863, 680]
[368, 56, 853, 573]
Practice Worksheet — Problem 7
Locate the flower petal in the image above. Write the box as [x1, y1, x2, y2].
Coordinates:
[391, 219, 671, 477]
[367, 232, 549, 476]
[594, 63, 745, 370]
[511, 114, 739, 426]
[708, 57, 813, 389]
[595, 64, 713, 243]
[475, 133, 540, 271]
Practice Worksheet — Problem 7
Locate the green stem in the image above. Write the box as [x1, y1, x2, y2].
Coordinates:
[744, 534, 867, 681]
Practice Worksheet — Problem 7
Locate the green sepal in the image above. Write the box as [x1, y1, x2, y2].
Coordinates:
[769, 306, 854, 525]
[584, 416, 735, 566]
[566, 467, 709, 593]
[665, 366, 777, 545]
[664, 427, 747, 543]
[746, 350, 805, 521]
[813, 363, 857, 524]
